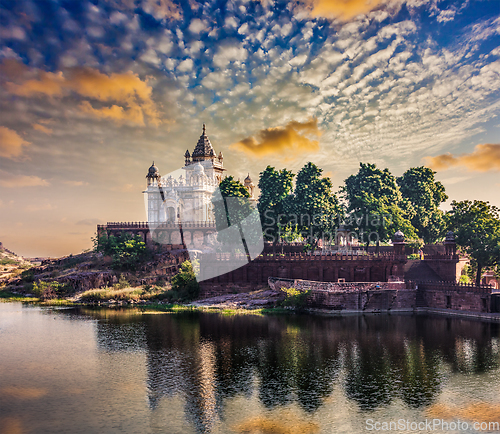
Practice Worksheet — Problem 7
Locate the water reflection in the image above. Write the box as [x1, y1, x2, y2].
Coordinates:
[82, 309, 500, 432]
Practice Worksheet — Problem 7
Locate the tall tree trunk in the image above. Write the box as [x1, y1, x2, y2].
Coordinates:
[476, 264, 483, 287]
[376, 240, 380, 254]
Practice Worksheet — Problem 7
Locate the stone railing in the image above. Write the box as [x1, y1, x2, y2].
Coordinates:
[423, 253, 460, 260]
[202, 251, 406, 262]
[417, 280, 494, 294]
[99, 221, 216, 230]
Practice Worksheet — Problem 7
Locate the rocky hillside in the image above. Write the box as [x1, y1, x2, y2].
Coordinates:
[5, 249, 189, 295]
[0, 243, 32, 282]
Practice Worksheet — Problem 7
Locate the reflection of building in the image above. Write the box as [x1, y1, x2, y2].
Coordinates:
[144, 124, 226, 224]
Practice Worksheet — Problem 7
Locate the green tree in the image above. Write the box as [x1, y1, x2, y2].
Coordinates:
[170, 260, 200, 301]
[212, 176, 260, 250]
[290, 162, 342, 250]
[94, 232, 149, 270]
[397, 167, 448, 243]
[343, 163, 416, 250]
[257, 166, 295, 244]
[447, 200, 500, 286]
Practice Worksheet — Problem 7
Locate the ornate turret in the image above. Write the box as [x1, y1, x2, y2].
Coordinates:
[146, 162, 160, 186]
[184, 149, 191, 165]
[244, 173, 253, 187]
[444, 230, 456, 256]
[392, 230, 405, 256]
[191, 123, 216, 162]
[244, 173, 257, 204]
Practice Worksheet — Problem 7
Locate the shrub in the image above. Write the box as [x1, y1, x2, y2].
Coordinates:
[114, 274, 130, 290]
[459, 274, 471, 284]
[33, 281, 71, 300]
[168, 260, 200, 302]
[280, 287, 311, 309]
[21, 269, 35, 283]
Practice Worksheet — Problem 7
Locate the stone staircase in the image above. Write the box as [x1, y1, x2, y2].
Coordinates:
[404, 260, 442, 282]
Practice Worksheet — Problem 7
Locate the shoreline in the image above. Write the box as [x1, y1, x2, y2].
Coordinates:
[2, 290, 500, 322]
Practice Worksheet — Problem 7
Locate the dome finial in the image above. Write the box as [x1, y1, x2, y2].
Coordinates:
[203, 123, 206, 134]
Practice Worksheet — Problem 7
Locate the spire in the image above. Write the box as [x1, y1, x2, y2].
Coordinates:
[192, 123, 216, 160]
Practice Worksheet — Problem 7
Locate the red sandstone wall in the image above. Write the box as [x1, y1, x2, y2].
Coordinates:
[421, 288, 491, 313]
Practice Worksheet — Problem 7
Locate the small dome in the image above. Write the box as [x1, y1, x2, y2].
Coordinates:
[445, 230, 455, 241]
[193, 162, 204, 174]
[244, 173, 253, 185]
[147, 162, 159, 178]
[393, 230, 405, 242]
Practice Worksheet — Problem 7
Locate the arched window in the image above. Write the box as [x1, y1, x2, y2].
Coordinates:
[167, 207, 176, 223]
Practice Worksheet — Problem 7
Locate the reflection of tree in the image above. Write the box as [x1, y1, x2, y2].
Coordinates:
[295, 348, 337, 413]
[399, 341, 442, 408]
[84, 307, 500, 432]
[344, 343, 395, 411]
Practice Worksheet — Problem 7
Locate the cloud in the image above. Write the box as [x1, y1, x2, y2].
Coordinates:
[141, 0, 182, 20]
[76, 218, 102, 226]
[5, 63, 161, 126]
[213, 44, 248, 68]
[425, 144, 500, 172]
[63, 180, 89, 186]
[25, 203, 55, 212]
[299, 0, 404, 22]
[0, 126, 30, 159]
[32, 123, 53, 135]
[107, 0, 181, 20]
[0, 175, 50, 188]
[177, 58, 194, 72]
[188, 19, 207, 34]
[230, 119, 321, 158]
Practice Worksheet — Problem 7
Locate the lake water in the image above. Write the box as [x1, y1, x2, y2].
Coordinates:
[1, 303, 500, 434]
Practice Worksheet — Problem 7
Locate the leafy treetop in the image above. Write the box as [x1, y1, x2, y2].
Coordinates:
[446, 200, 500, 285]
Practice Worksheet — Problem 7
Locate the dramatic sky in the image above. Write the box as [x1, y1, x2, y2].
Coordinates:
[0, 0, 499, 257]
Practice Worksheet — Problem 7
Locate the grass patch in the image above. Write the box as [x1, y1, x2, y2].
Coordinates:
[139, 303, 196, 313]
[0, 289, 39, 303]
[79, 283, 166, 303]
[0, 258, 19, 266]
[39, 299, 76, 306]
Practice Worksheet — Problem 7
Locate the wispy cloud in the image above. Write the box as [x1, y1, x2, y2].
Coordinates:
[298, 0, 405, 21]
[0, 126, 30, 159]
[76, 218, 101, 226]
[63, 180, 89, 187]
[0, 175, 50, 188]
[425, 144, 500, 172]
[231, 119, 321, 158]
[25, 203, 55, 212]
[32, 123, 53, 135]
